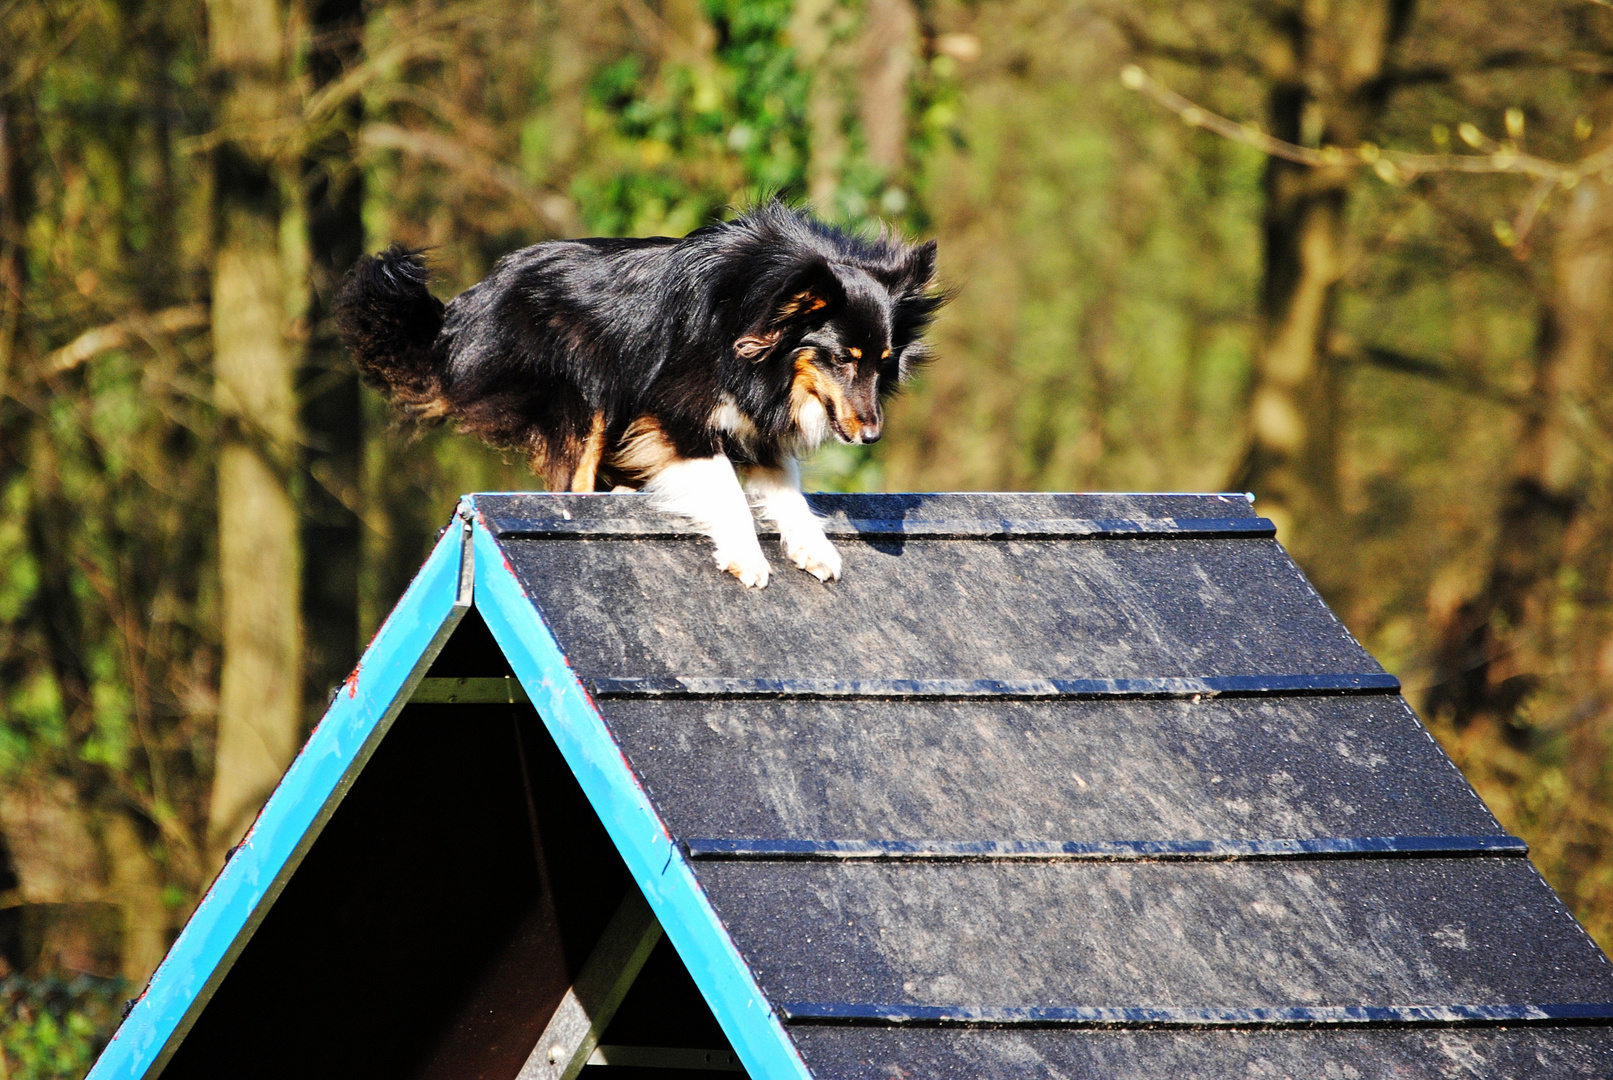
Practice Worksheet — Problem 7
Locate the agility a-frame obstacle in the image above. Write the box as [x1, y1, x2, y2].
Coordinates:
[90, 493, 1613, 1079]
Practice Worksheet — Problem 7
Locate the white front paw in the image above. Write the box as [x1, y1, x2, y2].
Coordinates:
[714, 543, 771, 588]
[782, 527, 842, 582]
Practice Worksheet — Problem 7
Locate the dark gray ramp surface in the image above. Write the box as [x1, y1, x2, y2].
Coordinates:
[480, 492, 1613, 1077]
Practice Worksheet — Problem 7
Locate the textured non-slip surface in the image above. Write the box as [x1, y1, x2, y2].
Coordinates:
[477, 491, 1613, 1077]
[479, 491, 1261, 529]
[599, 695, 1500, 842]
[788, 1026, 1613, 1079]
[491, 513, 1377, 683]
[487, 492, 1613, 1077]
[695, 857, 1613, 1009]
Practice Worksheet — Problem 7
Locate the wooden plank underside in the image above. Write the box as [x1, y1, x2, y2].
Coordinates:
[516, 891, 663, 1080]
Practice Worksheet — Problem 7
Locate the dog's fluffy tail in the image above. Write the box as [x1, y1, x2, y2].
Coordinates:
[335, 246, 449, 419]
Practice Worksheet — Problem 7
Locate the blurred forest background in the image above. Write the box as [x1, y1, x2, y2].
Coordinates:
[3, 0, 1613, 1073]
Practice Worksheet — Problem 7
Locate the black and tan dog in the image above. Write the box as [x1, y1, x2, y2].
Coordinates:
[336, 203, 946, 587]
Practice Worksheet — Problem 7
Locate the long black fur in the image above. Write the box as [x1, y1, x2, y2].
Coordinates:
[335, 203, 946, 491]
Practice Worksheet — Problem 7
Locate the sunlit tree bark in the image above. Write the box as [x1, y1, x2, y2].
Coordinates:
[1234, 0, 1417, 553]
[1429, 172, 1613, 727]
[206, 0, 304, 863]
[859, 0, 919, 176]
[791, 0, 847, 209]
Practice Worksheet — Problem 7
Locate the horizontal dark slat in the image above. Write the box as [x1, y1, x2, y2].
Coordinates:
[777, 1002, 1613, 1029]
[601, 696, 1507, 844]
[696, 859, 1613, 1007]
[488, 515, 1276, 541]
[789, 1025, 1613, 1080]
[682, 835, 1528, 862]
[589, 673, 1401, 701]
[501, 513, 1379, 681]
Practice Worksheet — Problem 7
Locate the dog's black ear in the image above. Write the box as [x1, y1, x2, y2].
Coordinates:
[902, 240, 938, 292]
[867, 239, 937, 296]
[735, 260, 844, 360]
[771, 259, 845, 322]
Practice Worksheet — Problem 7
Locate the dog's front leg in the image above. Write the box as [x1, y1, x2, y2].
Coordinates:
[746, 458, 841, 582]
[644, 455, 771, 588]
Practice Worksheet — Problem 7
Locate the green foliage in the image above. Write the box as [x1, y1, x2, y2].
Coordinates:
[889, 15, 1265, 493]
[0, 976, 126, 1080]
[571, 0, 811, 235]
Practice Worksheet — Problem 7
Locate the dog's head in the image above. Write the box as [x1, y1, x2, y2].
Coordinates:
[735, 241, 944, 446]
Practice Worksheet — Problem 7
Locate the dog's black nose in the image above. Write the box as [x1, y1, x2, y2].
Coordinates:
[859, 424, 882, 443]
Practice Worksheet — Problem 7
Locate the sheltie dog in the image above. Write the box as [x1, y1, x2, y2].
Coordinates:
[336, 203, 946, 587]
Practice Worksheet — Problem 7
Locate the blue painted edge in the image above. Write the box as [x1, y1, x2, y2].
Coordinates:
[682, 834, 1529, 861]
[588, 672, 1403, 700]
[777, 1001, 1613, 1028]
[468, 509, 813, 1080]
[86, 519, 472, 1080]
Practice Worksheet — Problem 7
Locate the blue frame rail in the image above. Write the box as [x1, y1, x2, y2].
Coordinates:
[469, 505, 814, 1080]
[86, 518, 473, 1080]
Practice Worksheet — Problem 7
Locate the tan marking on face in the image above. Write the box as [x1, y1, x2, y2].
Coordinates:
[790, 351, 860, 442]
[570, 412, 607, 492]
[848, 347, 862, 360]
[607, 415, 678, 482]
[881, 348, 891, 359]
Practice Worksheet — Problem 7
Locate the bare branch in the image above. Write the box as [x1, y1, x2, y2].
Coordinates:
[1510, 175, 1560, 253]
[1348, 345, 1528, 407]
[1385, 50, 1613, 88]
[1121, 65, 1321, 165]
[1099, 5, 1244, 74]
[615, 0, 670, 54]
[358, 122, 580, 235]
[1120, 65, 1613, 185]
[46, 304, 209, 374]
[1, 1, 96, 96]
[302, 36, 456, 127]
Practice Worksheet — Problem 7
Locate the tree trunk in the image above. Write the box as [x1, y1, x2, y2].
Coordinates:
[0, 83, 32, 399]
[1, 86, 35, 517]
[301, 0, 366, 711]
[790, 0, 846, 210]
[0, 781, 172, 984]
[858, 0, 918, 176]
[1428, 173, 1613, 728]
[207, 0, 303, 863]
[1235, 0, 1415, 555]
[99, 810, 170, 983]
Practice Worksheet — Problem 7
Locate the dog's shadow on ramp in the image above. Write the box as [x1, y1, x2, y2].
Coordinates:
[808, 492, 935, 557]
[863, 535, 905, 556]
